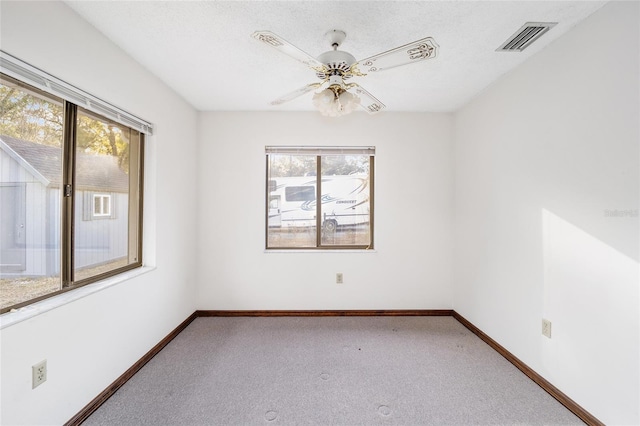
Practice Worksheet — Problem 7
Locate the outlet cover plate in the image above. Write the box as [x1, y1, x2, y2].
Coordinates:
[542, 319, 552, 338]
[32, 360, 47, 389]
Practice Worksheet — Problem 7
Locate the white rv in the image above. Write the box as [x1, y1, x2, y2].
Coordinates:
[268, 175, 370, 231]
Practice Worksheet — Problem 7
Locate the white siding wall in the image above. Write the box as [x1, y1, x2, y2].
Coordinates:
[24, 183, 48, 275]
[74, 192, 128, 270]
[46, 187, 61, 274]
[0, 149, 51, 276]
[1, 148, 40, 183]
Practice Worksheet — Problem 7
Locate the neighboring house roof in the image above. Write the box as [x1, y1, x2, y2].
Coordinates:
[0, 135, 129, 192]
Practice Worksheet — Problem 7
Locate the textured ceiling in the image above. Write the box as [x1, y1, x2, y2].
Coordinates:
[65, 1, 606, 113]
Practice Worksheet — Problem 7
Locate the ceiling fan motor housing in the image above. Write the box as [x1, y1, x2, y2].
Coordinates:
[316, 50, 357, 79]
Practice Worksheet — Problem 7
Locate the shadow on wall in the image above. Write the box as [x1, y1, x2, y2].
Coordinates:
[541, 208, 639, 422]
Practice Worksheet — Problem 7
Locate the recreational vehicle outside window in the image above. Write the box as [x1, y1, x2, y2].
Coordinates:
[265, 147, 374, 250]
[285, 186, 315, 202]
[0, 73, 144, 314]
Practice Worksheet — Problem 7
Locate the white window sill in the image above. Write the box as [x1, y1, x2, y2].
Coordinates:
[0, 266, 156, 330]
[265, 249, 377, 253]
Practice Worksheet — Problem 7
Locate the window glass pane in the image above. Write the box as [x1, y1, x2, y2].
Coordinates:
[266, 154, 317, 248]
[285, 186, 315, 202]
[94, 195, 101, 215]
[74, 109, 133, 281]
[0, 77, 63, 310]
[103, 195, 111, 215]
[92, 194, 111, 217]
[320, 155, 371, 246]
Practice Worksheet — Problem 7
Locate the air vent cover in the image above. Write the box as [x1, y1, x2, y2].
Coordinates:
[497, 22, 557, 52]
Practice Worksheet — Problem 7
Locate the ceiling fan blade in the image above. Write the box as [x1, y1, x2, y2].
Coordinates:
[270, 83, 321, 106]
[252, 31, 327, 73]
[354, 37, 439, 74]
[350, 84, 386, 114]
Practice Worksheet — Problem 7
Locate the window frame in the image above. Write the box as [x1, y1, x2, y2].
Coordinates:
[92, 193, 112, 217]
[265, 147, 375, 251]
[0, 73, 145, 314]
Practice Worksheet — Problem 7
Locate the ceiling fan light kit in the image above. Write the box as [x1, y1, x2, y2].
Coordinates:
[252, 29, 439, 117]
[313, 86, 360, 118]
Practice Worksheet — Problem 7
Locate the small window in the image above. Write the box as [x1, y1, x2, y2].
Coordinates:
[265, 147, 374, 249]
[93, 194, 112, 217]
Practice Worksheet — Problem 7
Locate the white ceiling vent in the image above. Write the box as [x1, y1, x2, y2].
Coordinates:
[497, 22, 557, 52]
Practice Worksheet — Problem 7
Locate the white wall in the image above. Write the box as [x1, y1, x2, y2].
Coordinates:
[453, 2, 639, 424]
[0, 2, 198, 424]
[197, 112, 453, 310]
[2, 1, 636, 424]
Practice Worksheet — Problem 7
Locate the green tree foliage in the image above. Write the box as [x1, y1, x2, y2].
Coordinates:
[322, 155, 369, 175]
[269, 155, 316, 177]
[0, 84, 63, 146]
[269, 154, 369, 178]
[0, 82, 130, 172]
[77, 113, 130, 172]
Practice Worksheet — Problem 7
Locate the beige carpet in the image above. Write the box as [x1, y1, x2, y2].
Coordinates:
[84, 316, 582, 425]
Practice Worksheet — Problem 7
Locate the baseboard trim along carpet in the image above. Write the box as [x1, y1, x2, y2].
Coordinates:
[451, 312, 603, 426]
[64, 312, 198, 426]
[196, 309, 454, 317]
[65, 310, 603, 426]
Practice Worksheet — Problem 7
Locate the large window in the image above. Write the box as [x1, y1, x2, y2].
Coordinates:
[266, 147, 374, 249]
[0, 72, 144, 313]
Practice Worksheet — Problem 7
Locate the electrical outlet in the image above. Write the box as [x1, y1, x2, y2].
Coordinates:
[542, 319, 552, 338]
[336, 273, 343, 284]
[32, 360, 47, 389]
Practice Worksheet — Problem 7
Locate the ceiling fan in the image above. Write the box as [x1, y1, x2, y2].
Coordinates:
[251, 30, 439, 117]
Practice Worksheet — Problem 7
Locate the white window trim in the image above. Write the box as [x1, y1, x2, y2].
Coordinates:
[266, 146, 375, 250]
[93, 193, 112, 217]
[0, 266, 156, 329]
[265, 146, 375, 156]
[265, 249, 377, 253]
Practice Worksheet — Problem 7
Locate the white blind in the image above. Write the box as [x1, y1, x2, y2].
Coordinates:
[266, 146, 375, 156]
[0, 50, 154, 135]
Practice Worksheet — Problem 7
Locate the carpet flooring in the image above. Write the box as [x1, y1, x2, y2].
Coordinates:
[84, 316, 582, 425]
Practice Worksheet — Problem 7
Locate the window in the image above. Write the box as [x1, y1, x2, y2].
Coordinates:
[0, 67, 146, 313]
[93, 194, 112, 217]
[285, 186, 315, 202]
[266, 147, 374, 249]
